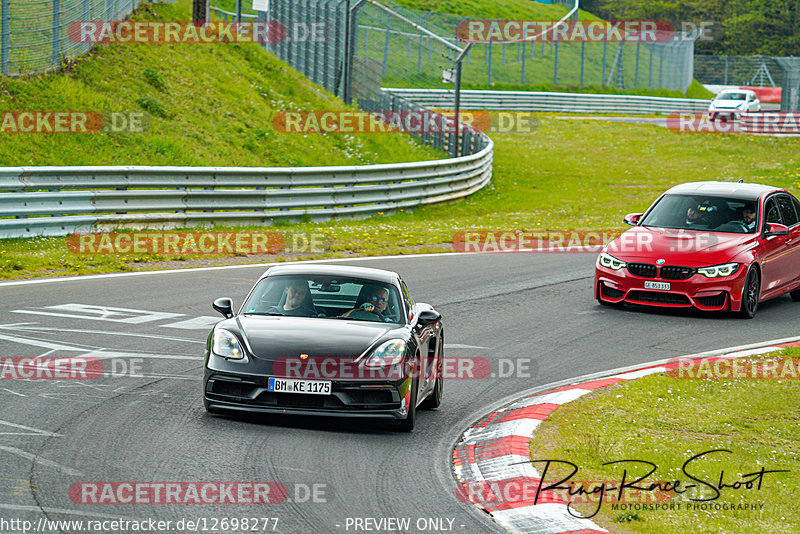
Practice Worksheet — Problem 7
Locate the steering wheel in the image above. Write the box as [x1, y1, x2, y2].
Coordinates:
[344, 309, 383, 322]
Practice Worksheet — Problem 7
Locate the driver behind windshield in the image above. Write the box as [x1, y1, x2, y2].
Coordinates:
[342, 285, 389, 319]
[742, 204, 757, 232]
[265, 279, 316, 316]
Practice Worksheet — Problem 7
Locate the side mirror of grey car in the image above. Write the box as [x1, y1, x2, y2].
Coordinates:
[213, 297, 234, 318]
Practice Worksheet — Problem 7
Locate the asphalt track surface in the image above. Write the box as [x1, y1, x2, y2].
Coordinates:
[2, 253, 800, 533]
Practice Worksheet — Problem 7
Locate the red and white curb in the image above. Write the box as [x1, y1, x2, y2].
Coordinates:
[452, 338, 800, 534]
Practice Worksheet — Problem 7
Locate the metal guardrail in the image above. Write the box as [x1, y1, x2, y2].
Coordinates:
[0, 144, 493, 238]
[384, 88, 711, 114]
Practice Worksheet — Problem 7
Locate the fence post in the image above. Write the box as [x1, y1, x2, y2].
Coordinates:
[1, 0, 9, 76]
[487, 37, 492, 85]
[52, 0, 61, 68]
[724, 55, 728, 85]
[648, 47, 653, 88]
[601, 33, 607, 87]
[634, 40, 640, 88]
[520, 39, 526, 84]
[381, 13, 391, 77]
[579, 40, 585, 87]
[553, 33, 559, 85]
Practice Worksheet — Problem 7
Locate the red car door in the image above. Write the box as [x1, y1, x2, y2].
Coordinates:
[776, 194, 800, 288]
[758, 196, 794, 297]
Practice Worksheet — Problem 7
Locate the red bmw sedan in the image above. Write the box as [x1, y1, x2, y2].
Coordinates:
[595, 181, 800, 318]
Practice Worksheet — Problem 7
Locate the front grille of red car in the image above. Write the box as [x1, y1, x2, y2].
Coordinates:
[695, 293, 727, 308]
[627, 263, 657, 278]
[660, 266, 696, 280]
[627, 290, 690, 305]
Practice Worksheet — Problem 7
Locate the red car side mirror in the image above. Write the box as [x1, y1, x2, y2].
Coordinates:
[765, 223, 789, 236]
[623, 213, 643, 226]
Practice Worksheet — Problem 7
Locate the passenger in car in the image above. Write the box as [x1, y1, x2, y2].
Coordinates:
[342, 286, 390, 319]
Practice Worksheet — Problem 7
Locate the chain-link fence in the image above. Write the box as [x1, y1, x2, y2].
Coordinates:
[397, 11, 697, 92]
[694, 55, 800, 111]
[263, 0, 489, 157]
[0, 0, 145, 76]
[694, 55, 785, 87]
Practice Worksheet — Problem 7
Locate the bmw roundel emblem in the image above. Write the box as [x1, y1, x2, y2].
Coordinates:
[656, 259, 666, 265]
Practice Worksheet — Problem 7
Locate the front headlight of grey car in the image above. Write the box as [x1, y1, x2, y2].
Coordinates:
[212, 329, 245, 360]
[364, 339, 406, 367]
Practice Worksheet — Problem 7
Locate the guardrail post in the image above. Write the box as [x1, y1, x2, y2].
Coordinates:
[1, 0, 9, 76]
[52, 0, 61, 68]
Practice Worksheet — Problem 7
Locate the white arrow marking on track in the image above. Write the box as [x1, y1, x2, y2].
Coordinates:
[0, 446, 84, 476]
[0, 420, 61, 437]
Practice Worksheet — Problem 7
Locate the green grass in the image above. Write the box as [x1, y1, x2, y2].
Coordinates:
[527, 346, 800, 533]
[0, 0, 443, 167]
[3, 117, 799, 279]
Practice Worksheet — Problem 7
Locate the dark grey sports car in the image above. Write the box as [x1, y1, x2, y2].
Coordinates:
[203, 264, 444, 431]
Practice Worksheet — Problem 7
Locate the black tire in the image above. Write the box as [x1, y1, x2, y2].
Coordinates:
[396, 376, 418, 432]
[420, 342, 443, 410]
[739, 266, 760, 319]
[791, 289, 800, 302]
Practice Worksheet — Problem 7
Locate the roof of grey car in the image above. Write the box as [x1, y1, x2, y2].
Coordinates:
[260, 263, 398, 283]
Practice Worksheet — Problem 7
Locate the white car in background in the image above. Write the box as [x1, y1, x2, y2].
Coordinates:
[708, 89, 761, 121]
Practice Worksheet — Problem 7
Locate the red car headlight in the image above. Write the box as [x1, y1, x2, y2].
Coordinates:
[696, 263, 740, 278]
